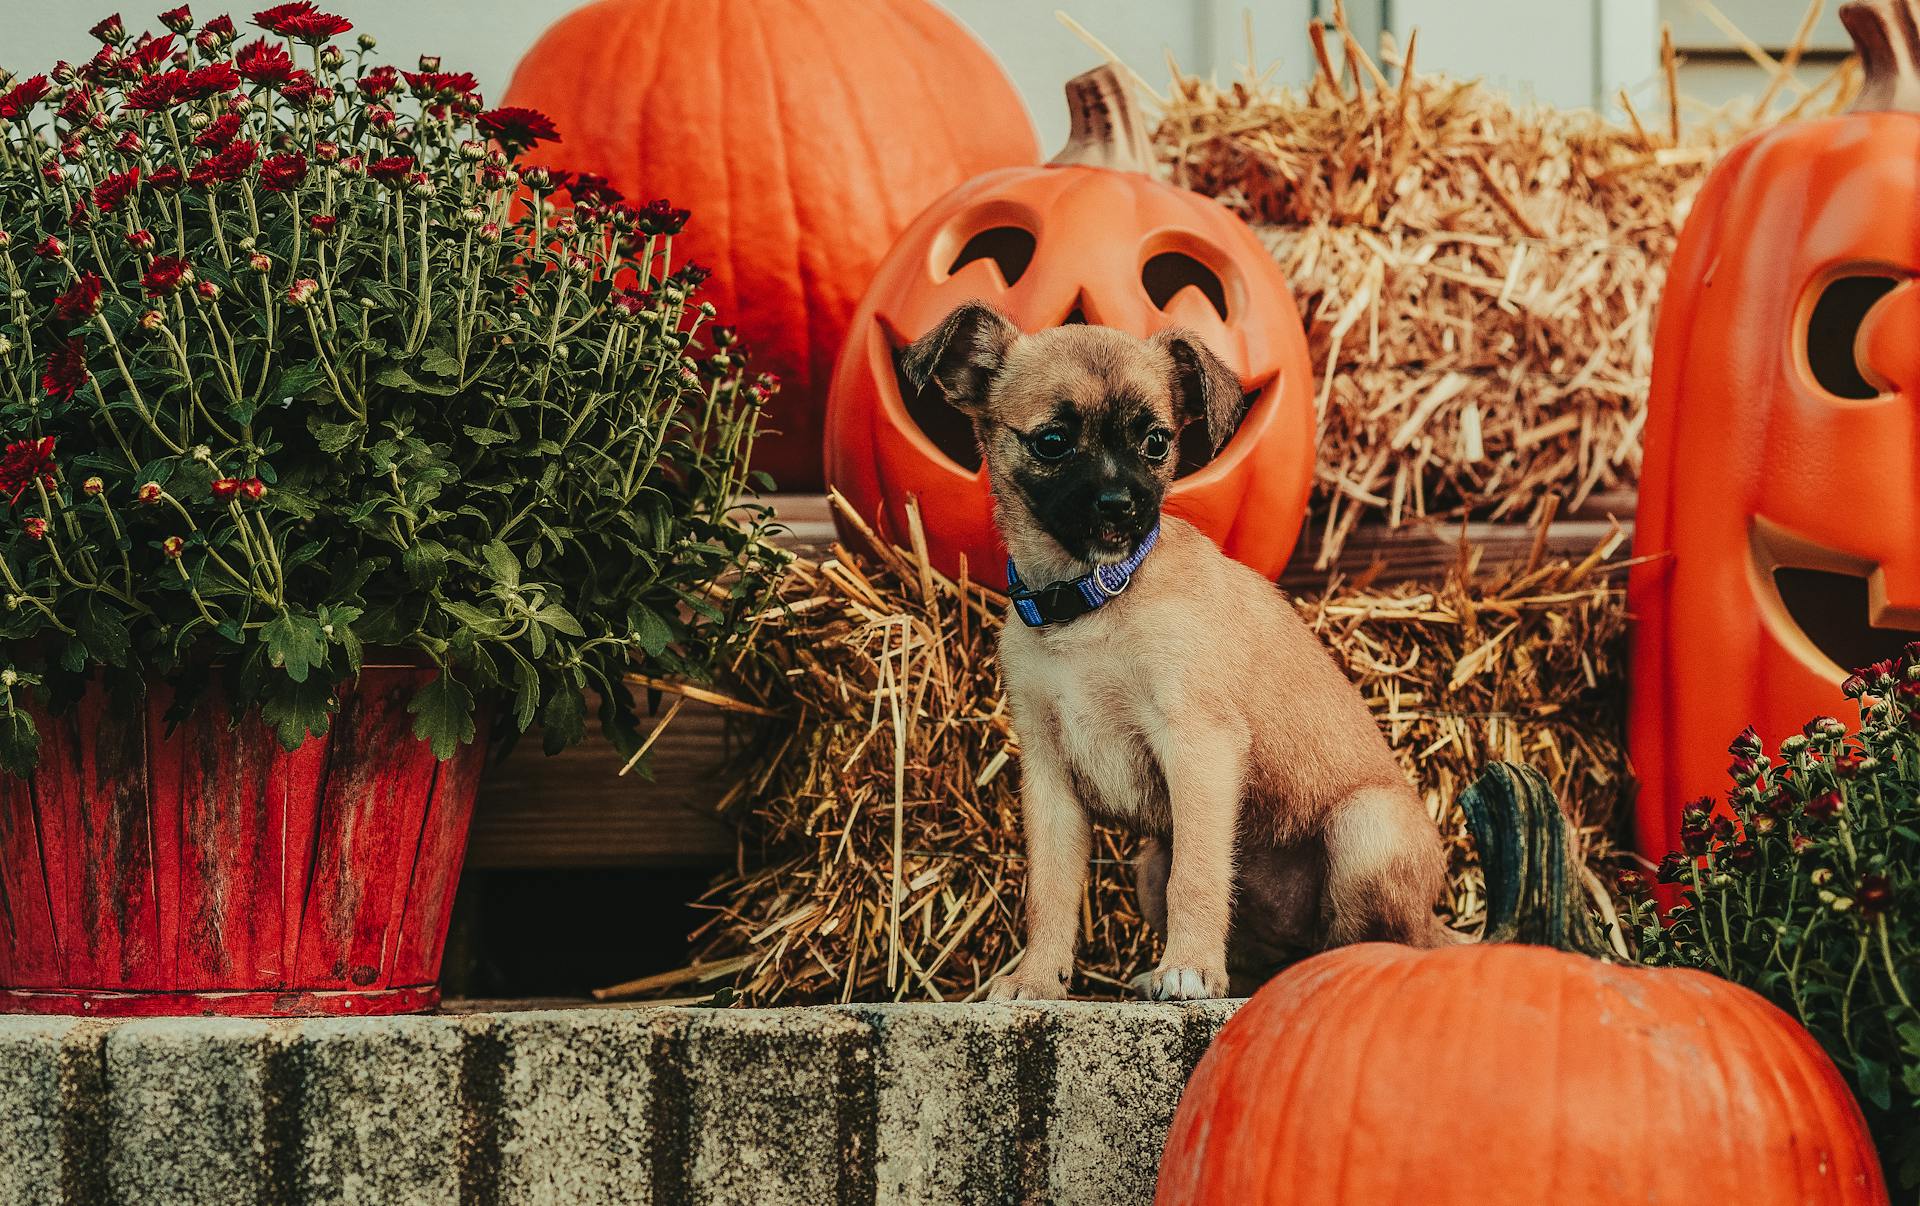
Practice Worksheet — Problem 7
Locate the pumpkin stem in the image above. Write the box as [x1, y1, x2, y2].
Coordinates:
[1842, 0, 1920, 113]
[1051, 64, 1155, 174]
[1457, 762, 1614, 957]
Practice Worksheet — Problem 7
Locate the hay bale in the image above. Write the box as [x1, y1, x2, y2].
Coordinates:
[1148, 10, 1856, 565]
[667, 497, 1631, 1006]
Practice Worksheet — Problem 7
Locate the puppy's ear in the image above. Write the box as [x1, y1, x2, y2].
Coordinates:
[1152, 328, 1246, 454]
[899, 301, 1021, 414]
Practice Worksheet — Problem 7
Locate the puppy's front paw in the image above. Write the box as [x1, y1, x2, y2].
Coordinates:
[986, 967, 1070, 1001]
[1141, 963, 1229, 1001]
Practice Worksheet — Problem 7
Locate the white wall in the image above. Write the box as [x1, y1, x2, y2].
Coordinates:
[0, 0, 1670, 148]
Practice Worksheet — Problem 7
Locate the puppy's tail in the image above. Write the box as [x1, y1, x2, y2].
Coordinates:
[1456, 762, 1616, 956]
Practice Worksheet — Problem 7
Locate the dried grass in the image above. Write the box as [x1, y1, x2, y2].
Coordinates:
[656, 495, 1633, 1006]
[1145, 4, 1858, 565]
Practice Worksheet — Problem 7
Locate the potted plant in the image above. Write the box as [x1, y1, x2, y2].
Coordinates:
[0, 5, 777, 1015]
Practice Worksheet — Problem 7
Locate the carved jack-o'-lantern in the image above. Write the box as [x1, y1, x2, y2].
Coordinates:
[823, 66, 1315, 585]
[1629, 0, 1920, 859]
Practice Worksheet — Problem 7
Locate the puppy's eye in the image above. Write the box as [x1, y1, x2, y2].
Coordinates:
[1142, 428, 1172, 462]
[1027, 426, 1074, 462]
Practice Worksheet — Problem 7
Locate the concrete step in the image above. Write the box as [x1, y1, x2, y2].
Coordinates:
[0, 1000, 1240, 1206]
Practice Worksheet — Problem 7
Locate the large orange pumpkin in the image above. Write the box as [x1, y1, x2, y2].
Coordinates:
[824, 66, 1315, 586]
[1158, 766, 1887, 1205]
[501, 0, 1039, 491]
[1628, 0, 1920, 862]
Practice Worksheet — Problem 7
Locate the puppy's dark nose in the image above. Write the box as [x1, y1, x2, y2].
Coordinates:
[1095, 487, 1134, 520]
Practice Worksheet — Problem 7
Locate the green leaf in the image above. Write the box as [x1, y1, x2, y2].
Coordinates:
[540, 683, 586, 755]
[75, 598, 132, 665]
[308, 416, 364, 453]
[1855, 1054, 1893, 1112]
[419, 346, 462, 378]
[408, 672, 476, 760]
[402, 540, 450, 589]
[373, 365, 459, 396]
[534, 601, 585, 637]
[480, 541, 520, 589]
[261, 611, 328, 683]
[461, 424, 511, 446]
[259, 676, 335, 751]
[628, 605, 674, 657]
[0, 707, 39, 778]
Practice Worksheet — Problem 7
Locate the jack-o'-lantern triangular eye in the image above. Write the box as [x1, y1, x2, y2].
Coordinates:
[1143, 251, 1228, 320]
[947, 226, 1035, 287]
[1806, 274, 1900, 400]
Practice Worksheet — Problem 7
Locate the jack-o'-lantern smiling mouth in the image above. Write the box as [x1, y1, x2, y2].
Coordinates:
[1750, 518, 1920, 679]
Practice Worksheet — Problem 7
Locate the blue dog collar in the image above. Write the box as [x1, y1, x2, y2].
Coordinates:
[1007, 524, 1160, 628]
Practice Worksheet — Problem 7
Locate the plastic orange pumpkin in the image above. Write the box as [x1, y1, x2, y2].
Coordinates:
[824, 66, 1315, 586]
[1628, 0, 1920, 861]
[501, 0, 1039, 491]
[1158, 766, 1887, 1206]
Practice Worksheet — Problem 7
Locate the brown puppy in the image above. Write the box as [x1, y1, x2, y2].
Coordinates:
[901, 301, 1452, 1001]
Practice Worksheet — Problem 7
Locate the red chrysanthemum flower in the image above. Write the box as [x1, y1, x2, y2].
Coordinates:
[0, 75, 52, 121]
[55, 84, 96, 125]
[635, 198, 690, 237]
[197, 14, 236, 49]
[160, 5, 194, 32]
[53, 272, 104, 324]
[125, 34, 178, 73]
[402, 69, 477, 99]
[124, 69, 184, 111]
[193, 112, 242, 150]
[146, 164, 183, 191]
[180, 62, 240, 99]
[92, 168, 141, 213]
[278, 72, 323, 107]
[188, 138, 256, 187]
[142, 255, 194, 296]
[34, 235, 64, 259]
[356, 64, 397, 99]
[308, 212, 338, 236]
[0, 437, 58, 505]
[67, 197, 93, 229]
[259, 151, 307, 192]
[476, 105, 558, 154]
[234, 37, 295, 85]
[367, 154, 414, 185]
[89, 14, 126, 44]
[76, 47, 122, 84]
[41, 340, 90, 402]
[252, 2, 351, 42]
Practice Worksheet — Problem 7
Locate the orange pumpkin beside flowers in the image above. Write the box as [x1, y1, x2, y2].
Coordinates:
[1157, 766, 1887, 1205]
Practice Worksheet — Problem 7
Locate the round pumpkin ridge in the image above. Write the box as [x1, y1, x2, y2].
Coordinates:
[1156, 765, 1888, 1205]
[501, 0, 1040, 491]
[823, 65, 1316, 586]
[1627, 0, 1920, 863]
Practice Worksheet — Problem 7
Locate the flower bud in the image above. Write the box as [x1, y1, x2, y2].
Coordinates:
[0, 335, 10, 355]
[459, 139, 485, 161]
[522, 166, 550, 189]
[321, 45, 344, 69]
[239, 478, 266, 501]
[88, 111, 109, 133]
[195, 280, 220, 301]
[162, 535, 185, 558]
[211, 477, 239, 500]
[22, 517, 47, 541]
[357, 32, 376, 50]
[1780, 733, 1809, 756]
[314, 140, 339, 162]
[115, 130, 143, 154]
[1811, 867, 1835, 886]
[287, 278, 319, 305]
[139, 309, 164, 330]
[249, 252, 272, 273]
[477, 222, 501, 243]
[41, 161, 64, 183]
[418, 54, 441, 71]
[82, 476, 103, 496]
[187, 110, 210, 131]
[461, 205, 485, 227]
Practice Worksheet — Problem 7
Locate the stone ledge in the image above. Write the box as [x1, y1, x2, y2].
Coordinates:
[0, 1000, 1240, 1206]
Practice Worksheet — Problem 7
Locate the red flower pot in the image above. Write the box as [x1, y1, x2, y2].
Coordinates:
[0, 663, 485, 1016]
